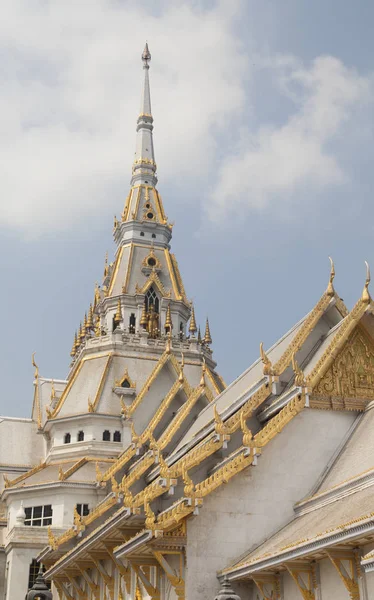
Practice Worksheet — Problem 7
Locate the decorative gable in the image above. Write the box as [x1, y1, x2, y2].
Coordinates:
[312, 326, 374, 409]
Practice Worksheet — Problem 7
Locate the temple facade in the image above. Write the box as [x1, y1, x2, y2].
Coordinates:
[3, 46, 374, 600]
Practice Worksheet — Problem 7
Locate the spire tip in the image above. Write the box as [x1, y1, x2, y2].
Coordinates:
[142, 42, 151, 67]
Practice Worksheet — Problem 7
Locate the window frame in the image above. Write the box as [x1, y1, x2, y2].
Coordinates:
[24, 504, 53, 527]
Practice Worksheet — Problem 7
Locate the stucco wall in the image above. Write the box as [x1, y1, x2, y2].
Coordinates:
[185, 408, 356, 600]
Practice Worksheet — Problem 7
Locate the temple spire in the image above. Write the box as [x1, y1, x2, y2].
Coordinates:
[131, 43, 157, 187]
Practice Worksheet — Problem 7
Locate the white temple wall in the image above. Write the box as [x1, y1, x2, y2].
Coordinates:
[365, 570, 374, 598]
[0, 417, 43, 465]
[282, 571, 304, 599]
[185, 408, 356, 600]
[0, 549, 5, 599]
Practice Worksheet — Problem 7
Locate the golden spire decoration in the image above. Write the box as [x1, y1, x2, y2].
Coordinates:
[292, 353, 306, 387]
[159, 453, 170, 479]
[214, 405, 227, 436]
[362, 261, 371, 303]
[131, 422, 140, 446]
[140, 301, 148, 327]
[86, 304, 94, 331]
[83, 312, 88, 331]
[50, 379, 56, 401]
[182, 467, 195, 499]
[79, 322, 85, 343]
[164, 303, 172, 333]
[189, 303, 197, 336]
[111, 475, 120, 495]
[197, 326, 202, 344]
[114, 298, 122, 325]
[70, 333, 77, 358]
[204, 318, 212, 345]
[327, 256, 335, 296]
[95, 462, 103, 483]
[74, 330, 81, 351]
[32, 352, 39, 380]
[94, 281, 101, 307]
[260, 342, 273, 376]
[240, 413, 253, 447]
[88, 397, 94, 413]
[144, 499, 156, 530]
[103, 251, 109, 278]
[48, 526, 58, 550]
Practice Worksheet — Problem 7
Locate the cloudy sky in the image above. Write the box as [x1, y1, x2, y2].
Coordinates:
[1, 0, 373, 417]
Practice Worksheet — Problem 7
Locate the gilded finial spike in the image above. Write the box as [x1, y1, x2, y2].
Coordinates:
[131, 421, 139, 445]
[71, 333, 77, 357]
[165, 332, 172, 354]
[362, 260, 371, 303]
[292, 353, 306, 387]
[240, 413, 253, 447]
[189, 302, 197, 335]
[142, 42, 151, 66]
[32, 352, 39, 379]
[204, 317, 212, 345]
[114, 298, 122, 326]
[260, 342, 273, 376]
[197, 326, 202, 344]
[164, 303, 172, 333]
[214, 405, 226, 436]
[327, 256, 335, 296]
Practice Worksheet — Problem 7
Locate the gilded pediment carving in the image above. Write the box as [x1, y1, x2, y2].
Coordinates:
[313, 326, 374, 401]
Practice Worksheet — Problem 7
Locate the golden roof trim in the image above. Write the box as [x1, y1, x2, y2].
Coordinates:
[164, 249, 182, 300]
[107, 246, 124, 296]
[93, 354, 113, 411]
[170, 253, 188, 303]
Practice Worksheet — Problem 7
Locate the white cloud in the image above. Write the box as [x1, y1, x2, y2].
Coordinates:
[0, 0, 248, 235]
[210, 55, 372, 219]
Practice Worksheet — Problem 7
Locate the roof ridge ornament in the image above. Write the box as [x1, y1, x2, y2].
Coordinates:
[142, 42, 151, 68]
[362, 260, 371, 303]
[327, 256, 335, 296]
[260, 342, 273, 376]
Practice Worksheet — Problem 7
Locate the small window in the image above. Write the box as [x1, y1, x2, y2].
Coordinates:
[103, 430, 111, 441]
[152, 234, 156, 239]
[121, 379, 131, 389]
[64, 433, 71, 444]
[29, 560, 50, 590]
[147, 257, 156, 267]
[113, 431, 121, 442]
[129, 313, 136, 334]
[25, 505, 52, 527]
[140, 231, 145, 237]
[146, 212, 154, 219]
[77, 431, 84, 442]
[76, 503, 89, 518]
[145, 203, 151, 209]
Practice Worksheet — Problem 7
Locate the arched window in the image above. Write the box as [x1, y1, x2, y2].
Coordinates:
[121, 378, 131, 389]
[152, 233, 156, 239]
[103, 430, 111, 441]
[64, 433, 71, 444]
[129, 313, 136, 334]
[77, 431, 84, 442]
[145, 286, 159, 313]
[140, 231, 145, 237]
[113, 431, 121, 442]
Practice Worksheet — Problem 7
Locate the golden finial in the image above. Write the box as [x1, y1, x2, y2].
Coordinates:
[3, 474, 10, 488]
[111, 475, 120, 494]
[58, 466, 64, 481]
[118, 587, 124, 600]
[240, 413, 253, 447]
[182, 467, 195, 498]
[79, 322, 85, 343]
[131, 422, 140, 445]
[204, 318, 212, 345]
[120, 396, 128, 417]
[83, 312, 88, 331]
[88, 397, 94, 413]
[94, 281, 101, 307]
[50, 379, 56, 401]
[214, 405, 226, 436]
[48, 526, 57, 550]
[292, 353, 306, 387]
[74, 330, 80, 350]
[103, 251, 109, 278]
[197, 326, 202, 344]
[46, 406, 52, 419]
[362, 261, 371, 303]
[189, 303, 197, 336]
[86, 304, 94, 331]
[144, 500, 156, 530]
[159, 453, 170, 479]
[140, 301, 148, 327]
[260, 342, 273, 376]
[149, 432, 159, 453]
[327, 256, 335, 296]
[164, 303, 172, 333]
[114, 298, 122, 326]
[70, 333, 77, 358]
[32, 352, 39, 379]
[95, 462, 103, 483]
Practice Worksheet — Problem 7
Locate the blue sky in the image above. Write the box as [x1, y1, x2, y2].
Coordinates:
[1, 0, 374, 416]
